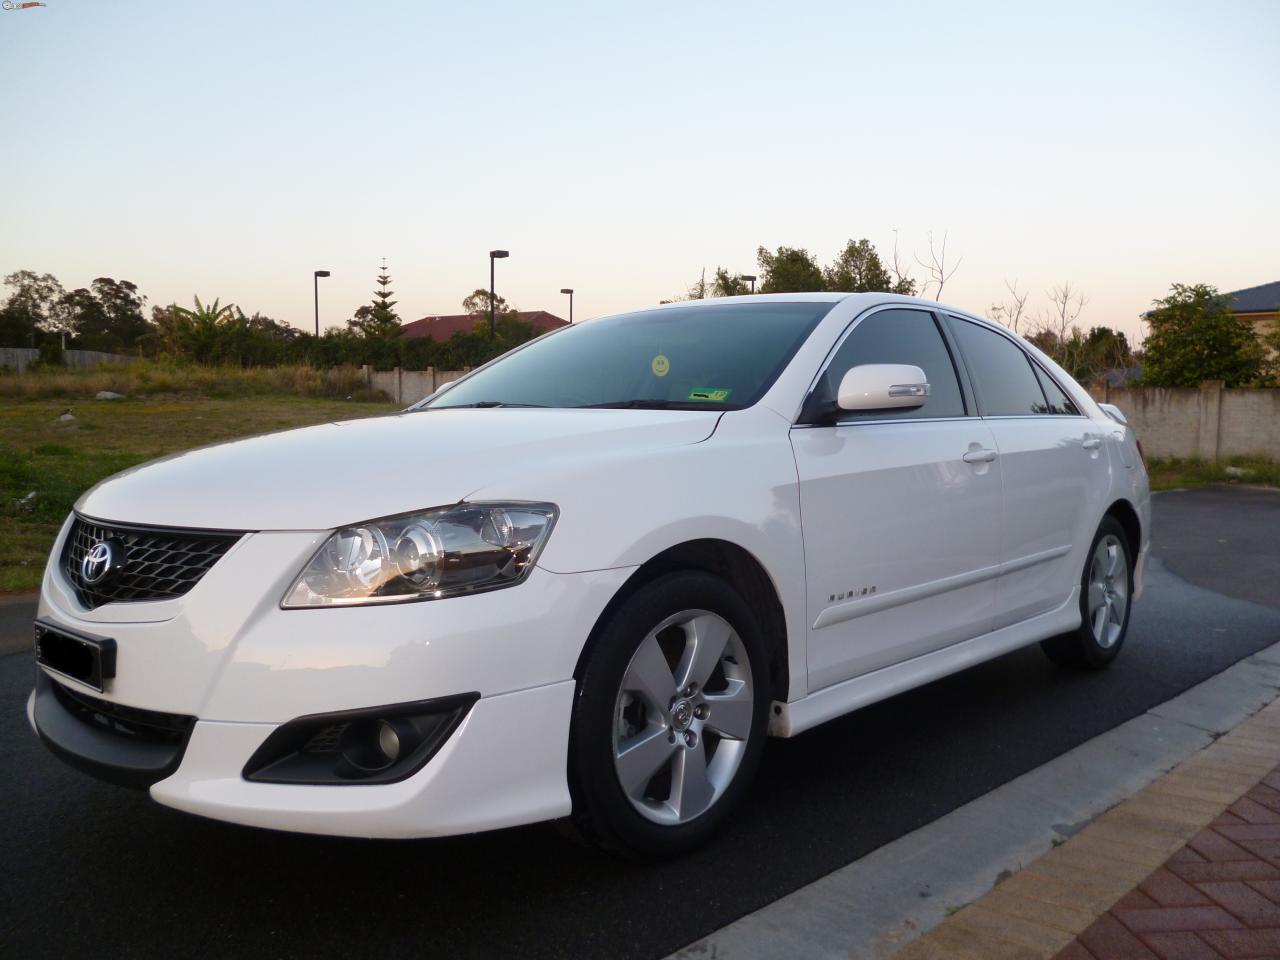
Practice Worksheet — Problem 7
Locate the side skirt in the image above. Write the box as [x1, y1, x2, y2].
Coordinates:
[770, 588, 1080, 738]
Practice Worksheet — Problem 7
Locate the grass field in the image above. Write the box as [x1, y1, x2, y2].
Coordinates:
[1146, 455, 1280, 492]
[0, 395, 397, 593]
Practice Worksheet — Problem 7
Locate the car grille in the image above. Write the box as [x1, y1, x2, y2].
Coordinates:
[61, 515, 244, 609]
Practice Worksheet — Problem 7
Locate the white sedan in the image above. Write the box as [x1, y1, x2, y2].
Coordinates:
[28, 293, 1149, 858]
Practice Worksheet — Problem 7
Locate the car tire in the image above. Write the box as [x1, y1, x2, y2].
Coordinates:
[565, 570, 770, 859]
[1041, 516, 1134, 669]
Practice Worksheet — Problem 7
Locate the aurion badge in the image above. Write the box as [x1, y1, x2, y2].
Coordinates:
[81, 540, 118, 585]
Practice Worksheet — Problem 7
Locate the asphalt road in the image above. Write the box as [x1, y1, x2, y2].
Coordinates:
[3, 487, 1279, 960]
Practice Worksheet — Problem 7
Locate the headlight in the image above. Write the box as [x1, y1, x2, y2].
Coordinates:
[282, 502, 557, 608]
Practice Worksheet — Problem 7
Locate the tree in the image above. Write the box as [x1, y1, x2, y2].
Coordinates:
[54, 288, 107, 344]
[683, 269, 710, 300]
[756, 245, 824, 293]
[914, 231, 961, 300]
[55, 277, 149, 352]
[711, 268, 749, 297]
[1029, 324, 1134, 384]
[1141, 283, 1268, 387]
[461, 288, 518, 328]
[990, 280, 1030, 335]
[823, 238, 916, 294]
[1, 270, 65, 346]
[888, 230, 916, 295]
[1038, 282, 1089, 345]
[171, 296, 237, 363]
[348, 259, 402, 338]
[88, 277, 149, 349]
[1262, 326, 1280, 382]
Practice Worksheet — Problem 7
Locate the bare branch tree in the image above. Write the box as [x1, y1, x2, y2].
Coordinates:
[989, 279, 1030, 335]
[890, 229, 916, 294]
[915, 231, 962, 300]
[1029, 281, 1101, 382]
[1037, 281, 1089, 342]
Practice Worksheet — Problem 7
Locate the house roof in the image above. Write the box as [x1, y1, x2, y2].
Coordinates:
[1225, 281, 1280, 315]
[400, 310, 569, 341]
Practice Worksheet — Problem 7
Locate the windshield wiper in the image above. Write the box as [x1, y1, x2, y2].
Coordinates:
[425, 401, 547, 409]
[580, 399, 682, 409]
[580, 399, 729, 410]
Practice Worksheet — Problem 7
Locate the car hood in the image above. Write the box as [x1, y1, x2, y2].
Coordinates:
[77, 408, 722, 531]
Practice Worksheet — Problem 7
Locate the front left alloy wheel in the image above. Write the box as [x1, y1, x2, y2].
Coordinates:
[567, 571, 769, 858]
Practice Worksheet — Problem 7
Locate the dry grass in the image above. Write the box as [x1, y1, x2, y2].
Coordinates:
[1146, 455, 1280, 492]
[0, 361, 387, 402]
[0, 395, 398, 593]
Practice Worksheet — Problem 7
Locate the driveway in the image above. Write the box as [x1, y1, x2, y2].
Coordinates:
[2, 486, 1278, 960]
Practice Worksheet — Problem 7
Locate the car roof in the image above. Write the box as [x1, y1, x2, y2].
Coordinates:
[645, 291, 972, 314]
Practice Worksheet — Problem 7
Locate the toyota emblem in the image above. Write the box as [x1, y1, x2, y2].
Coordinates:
[81, 540, 118, 585]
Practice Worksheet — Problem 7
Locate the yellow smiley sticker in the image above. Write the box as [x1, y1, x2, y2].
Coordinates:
[651, 354, 670, 377]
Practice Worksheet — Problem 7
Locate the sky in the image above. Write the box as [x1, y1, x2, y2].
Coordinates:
[1, 0, 1277, 343]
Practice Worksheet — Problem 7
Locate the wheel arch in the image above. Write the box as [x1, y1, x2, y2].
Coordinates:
[1104, 498, 1142, 562]
[572, 539, 790, 705]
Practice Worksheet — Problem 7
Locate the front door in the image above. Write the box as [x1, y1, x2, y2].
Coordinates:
[790, 307, 1004, 691]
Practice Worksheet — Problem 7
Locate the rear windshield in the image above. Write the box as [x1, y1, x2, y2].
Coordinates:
[420, 301, 833, 411]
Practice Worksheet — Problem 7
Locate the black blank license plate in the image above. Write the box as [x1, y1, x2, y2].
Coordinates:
[34, 618, 117, 692]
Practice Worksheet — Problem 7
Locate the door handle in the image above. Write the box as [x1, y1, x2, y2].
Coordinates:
[1082, 437, 1102, 451]
[962, 448, 998, 464]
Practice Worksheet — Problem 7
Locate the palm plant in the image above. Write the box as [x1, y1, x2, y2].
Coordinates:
[171, 296, 236, 364]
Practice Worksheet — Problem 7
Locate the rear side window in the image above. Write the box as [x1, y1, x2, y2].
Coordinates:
[951, 319, 1048, 417]
[824, 308, 965, 420]
[1032, 365, 1081, 416]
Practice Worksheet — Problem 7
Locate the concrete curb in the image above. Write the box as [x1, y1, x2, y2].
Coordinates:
[896, 693, 1280, 958]
[666, 641, 1280, 960]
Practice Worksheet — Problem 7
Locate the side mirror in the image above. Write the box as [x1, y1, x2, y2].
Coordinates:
[836, 364, 930, 412]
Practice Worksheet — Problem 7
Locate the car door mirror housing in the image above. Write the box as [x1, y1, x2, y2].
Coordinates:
[836, 364, 930, 412]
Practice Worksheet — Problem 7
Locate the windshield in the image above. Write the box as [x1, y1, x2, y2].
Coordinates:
[419, 301, 833, 411]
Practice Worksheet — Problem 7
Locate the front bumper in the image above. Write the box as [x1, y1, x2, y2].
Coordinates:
[31, 522, 635, 837]
[30, 669, 194, 788]
[29, 676, 576, 838]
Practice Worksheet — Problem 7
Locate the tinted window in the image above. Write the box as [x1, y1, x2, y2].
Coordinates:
[1032, 364, 1081, 416]
[823, 309, 965, 420]
[423, 302, 832, 411]
[952, 319, 1048, 416]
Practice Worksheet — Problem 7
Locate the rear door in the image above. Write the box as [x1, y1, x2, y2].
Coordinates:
[946, 317, 1106, 628]
[790, 306, 1004, 690]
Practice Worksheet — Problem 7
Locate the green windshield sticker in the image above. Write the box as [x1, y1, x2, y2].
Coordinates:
[687, 387, 732, 402]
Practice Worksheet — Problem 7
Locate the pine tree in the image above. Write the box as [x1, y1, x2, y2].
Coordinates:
[349, 258, 403, 338]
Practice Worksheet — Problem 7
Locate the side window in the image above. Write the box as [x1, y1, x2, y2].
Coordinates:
[951, 319, 1048, 417]
[1032, 364, 1081, 416]
[823, 309, 965, 420]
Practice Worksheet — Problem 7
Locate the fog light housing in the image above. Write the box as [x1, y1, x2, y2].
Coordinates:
[242, 693, 479, 785]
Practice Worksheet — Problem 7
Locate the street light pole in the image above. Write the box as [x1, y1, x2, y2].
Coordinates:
[313, 270, 331, 336]
[488, 250, 509, 336]
[741, 274, 757, 295]
[560, 287, 574, 324]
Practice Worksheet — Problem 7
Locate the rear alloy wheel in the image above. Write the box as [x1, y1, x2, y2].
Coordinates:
[567, 572, 769, 858]
[1041, 516, 1133, 669]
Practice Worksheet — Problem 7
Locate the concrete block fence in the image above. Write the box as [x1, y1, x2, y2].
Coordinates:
[1089, 381, 1280, 460]
[361, 365, 469, 406]
[0, 347, 134, 373]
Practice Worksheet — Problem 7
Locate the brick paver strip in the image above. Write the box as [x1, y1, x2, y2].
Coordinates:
[894, 698, 1280, 960]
